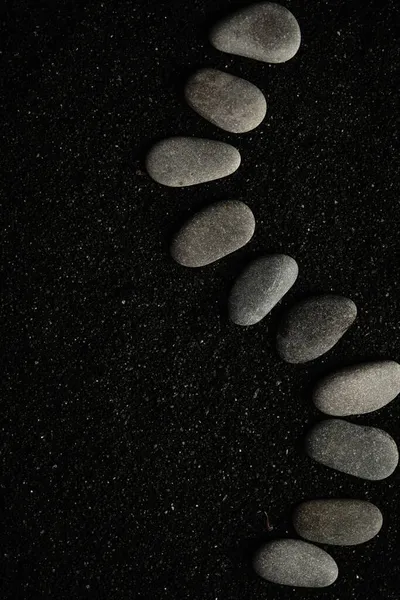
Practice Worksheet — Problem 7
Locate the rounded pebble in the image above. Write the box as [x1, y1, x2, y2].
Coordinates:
[306, 419, 399, 481]
[276, 295, 357, 363]
[171, 200, 255, 267]
[145, 137, 241, 187]
[253, 539, 338, 588]
[313, 360, 400, 416]
[210, 2, 301, 64]
[293, 499, 383, 546]
[185, 68, 267, 133]
[228, 254, 298, 325]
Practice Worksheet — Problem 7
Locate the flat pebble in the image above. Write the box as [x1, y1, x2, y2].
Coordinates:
[306, 419, 399, 480]
[253, 539, 338, 588]
[228, 254, 298, 325]
[145, 137, 240, 187]
[185, 68, 267, 133]
[293, 499, 383, 546]
[313, 360, 400, 416]
[210, 2, 301, 64]
[277, 295, 357, 363]
[171, 200, 255, 267]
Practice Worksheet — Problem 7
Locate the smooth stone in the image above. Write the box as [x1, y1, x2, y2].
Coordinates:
[228, 254, 298, 326]
[210, 2, 301, 64]
[293, 499, 383, 546]
[145, 137, 241, 187]
[277, 295, 357, 363]
[306, 419, 399, 481]
[253, 539, 338, 588]
[171, 200, 255, 267]
[313, 360, 400, 416]
[185, 68, 267, 133]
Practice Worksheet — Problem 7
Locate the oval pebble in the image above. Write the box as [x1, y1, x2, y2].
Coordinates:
[306, 419, 399, 481]
[171, 200, 255, 267]
[277, 295, 357, 364]
[313, 360, 400, 416]
[185, 68, 267, 133]
[145, 137, 241, 187]
[228, 254, 298, 325]
[253, 539, 338, 588]
[210, 2, 301, 64]
[293, 499, 383, 546]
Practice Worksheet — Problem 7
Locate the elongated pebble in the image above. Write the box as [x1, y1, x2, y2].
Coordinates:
[293, 499, 383, 546]
[306, 419, 399, 480]
[210, 2, 301, 64]
[253, 539, 338, 588]
[277, 295, 357, 363]
[145, 137, 241, 187]
[313, 360, 400, 416]
[185, 68, 267, 133]
[228, 254, 298, 325]
[171, 200, 255, 267]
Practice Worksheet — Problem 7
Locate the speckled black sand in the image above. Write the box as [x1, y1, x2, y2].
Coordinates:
[1, 1, 399, 599]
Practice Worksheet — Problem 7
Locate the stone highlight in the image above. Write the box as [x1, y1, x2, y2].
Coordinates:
[253, 539, 338, 587]
[146, 137, 241, 187]
[306, 419, 399, 480]
[313, 361, 400, 416]
[228, 254, 298, 325]
[171, 200, 255, 267]
[293, 499, 383, 546]
[210, 2, 301, 64]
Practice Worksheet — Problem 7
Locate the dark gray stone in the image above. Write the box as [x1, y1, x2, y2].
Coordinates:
[210, 2, 301, 64]
[276, 295, 357, 363]
[253, 539, 338, 588]
[145, 137, 241, 187]
[171, 200, 255, 267]
[293, 499, 383, 546]
[313, 361, 400, 416]
[228, 254, 298, 326]
[306, 419, 399, 481]
[185, 68, 267, 133]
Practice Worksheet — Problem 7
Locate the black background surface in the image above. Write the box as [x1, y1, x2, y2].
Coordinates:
[1, 0, 399, 598]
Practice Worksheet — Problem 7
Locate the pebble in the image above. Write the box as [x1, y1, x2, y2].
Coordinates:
[184, 68, 267, 133]
[306, 419, 399, 480]
[293, 499, 383, 546]
[145, 137, 241, 187]
[171, 200, 255, 267]
[228, 254, 298, 325]
[276, 295, 357, 363]
[210, 2, 301, 64]
[253, 539, 338, 588]
[313, 360, 400, 416]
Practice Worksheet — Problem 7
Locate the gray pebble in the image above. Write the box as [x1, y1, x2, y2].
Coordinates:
[293, 499, 383, 546]
[313, 360, 400, 416]
[306, 419, 399, 480]
[145, 137, 241, 187]
[185, 68, 267, 133]
[277, 295, 357, 363]
[253, 539, 338, 588]
[210, 2, 301, 64]
[228, 254, 298, 325]
[171, 200, 255, 267]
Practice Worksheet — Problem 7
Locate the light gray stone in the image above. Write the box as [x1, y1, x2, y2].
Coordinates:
[277, 295, 357, 363]
[145, 137, 241, 187]
[293, 499, 383, 546]
[306, 419, 399, 481]
[210, 2, 301, 64]
[313, 361, 400, 416]
[185, 68, 267, 133]
[253, 539, 338, 588]
[228, 254, 298, 325]
[171, 200, 255, 267]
